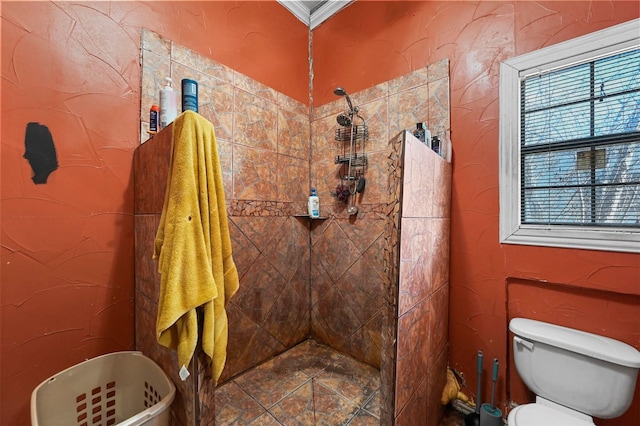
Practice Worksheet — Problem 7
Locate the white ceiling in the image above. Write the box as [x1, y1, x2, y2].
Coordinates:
[277, 0, 353, 29]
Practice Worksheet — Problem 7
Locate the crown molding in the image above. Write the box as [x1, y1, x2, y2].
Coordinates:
[277, 0, 353, 29]
[310, 1, 351, 29]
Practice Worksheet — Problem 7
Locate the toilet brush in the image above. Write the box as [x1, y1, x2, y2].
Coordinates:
[463, 351, 482, 426]
[480, 358, 502, 426]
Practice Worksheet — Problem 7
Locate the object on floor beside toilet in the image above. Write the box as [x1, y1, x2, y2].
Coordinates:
[480, 358, 502, 426]
[463, 350, 483, 426]
[441, 368, 471, 405]
[508, 318, 640, 426]
[154, 111, 240, 384]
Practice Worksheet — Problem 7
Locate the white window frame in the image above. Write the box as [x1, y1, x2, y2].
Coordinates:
[499, 19, 640, 253]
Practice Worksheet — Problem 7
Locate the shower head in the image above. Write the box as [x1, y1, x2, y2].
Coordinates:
[333, 87, 347, 96]
[336, 112, 352, 127]
[334, 86, 354, 113]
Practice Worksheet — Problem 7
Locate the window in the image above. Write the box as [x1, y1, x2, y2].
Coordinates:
[499, 19, 640, 253]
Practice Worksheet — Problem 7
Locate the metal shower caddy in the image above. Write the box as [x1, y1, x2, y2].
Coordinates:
[333, 87, 368, 215]
[334, 126, 368, 169]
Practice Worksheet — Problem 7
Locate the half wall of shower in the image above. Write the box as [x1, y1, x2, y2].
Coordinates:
[134, 29, 451, 425]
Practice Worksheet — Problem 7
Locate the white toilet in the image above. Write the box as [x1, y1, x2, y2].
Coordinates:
[508, 318, 640, 426]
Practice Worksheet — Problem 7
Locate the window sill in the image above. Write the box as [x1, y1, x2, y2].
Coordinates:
[501, 225, 640, 253]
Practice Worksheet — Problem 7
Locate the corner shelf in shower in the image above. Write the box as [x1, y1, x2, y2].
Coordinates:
[293, 214, 328, 220]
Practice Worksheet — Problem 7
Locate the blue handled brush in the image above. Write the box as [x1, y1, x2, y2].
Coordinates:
[480, 358, 502, 426]
[489, 358, 499, 413]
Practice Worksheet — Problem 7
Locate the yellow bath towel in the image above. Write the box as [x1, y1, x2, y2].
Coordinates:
[153, 110, 239, 383]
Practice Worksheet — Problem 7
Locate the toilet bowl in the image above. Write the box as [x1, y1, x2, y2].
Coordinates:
[508, 318, 640, 426]
[508, 397, 595, 426]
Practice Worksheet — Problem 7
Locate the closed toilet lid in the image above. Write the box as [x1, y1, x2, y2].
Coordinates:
[508, 404, 595, 426]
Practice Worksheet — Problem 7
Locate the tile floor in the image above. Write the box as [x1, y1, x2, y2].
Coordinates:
[215, 339, 465, 425]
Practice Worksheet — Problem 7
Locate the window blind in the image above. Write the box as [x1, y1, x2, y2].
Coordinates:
[520, 48, 640, 227]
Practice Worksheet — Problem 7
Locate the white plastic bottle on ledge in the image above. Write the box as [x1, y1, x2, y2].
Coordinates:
[159, 77, 178, 129]
[308, 188, 320, 218]
[441, 131, 452, 162]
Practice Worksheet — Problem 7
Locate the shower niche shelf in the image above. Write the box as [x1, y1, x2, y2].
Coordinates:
[293, 214, 327, 220]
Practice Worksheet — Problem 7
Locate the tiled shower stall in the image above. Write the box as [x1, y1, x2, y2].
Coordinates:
[134, 30, 451, 425]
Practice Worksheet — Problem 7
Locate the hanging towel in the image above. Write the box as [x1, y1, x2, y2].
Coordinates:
[153, 110, 239, 383]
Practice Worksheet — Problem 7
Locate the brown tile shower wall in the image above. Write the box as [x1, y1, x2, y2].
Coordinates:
[390, 132, 451, 426]
[135, 126, 200, 426]
[309, 60, 450, 361]
[135, 30, 311, 425]
[135, 28, 451, 424]
[310, 61, 451, 426]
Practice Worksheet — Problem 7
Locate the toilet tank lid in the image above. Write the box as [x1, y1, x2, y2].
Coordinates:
[510, 318, 640, 368]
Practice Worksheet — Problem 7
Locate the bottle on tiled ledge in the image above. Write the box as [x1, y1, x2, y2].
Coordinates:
[431, 135, 441, 156]
[441, 132, 452, 163]
[181, 78, 198, 113]
[431, 132, 452, 163]
[159, 77, 177, 129]
[412, 122, 427, 144]
[149, 104, 159, 135]
[308, 188, 320, 218]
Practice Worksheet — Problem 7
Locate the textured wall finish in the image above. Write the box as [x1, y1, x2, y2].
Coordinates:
[1, 3, 307, 425]
[1, 2, 139, 423]
[5, 1, 636, 425]
[312, 3, 640, 424]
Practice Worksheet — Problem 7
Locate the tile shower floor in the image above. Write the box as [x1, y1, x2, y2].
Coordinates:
[215, 339, 379, 425]
[215, 339, 465, 426]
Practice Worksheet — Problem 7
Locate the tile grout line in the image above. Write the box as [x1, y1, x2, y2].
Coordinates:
[312, 378, 378, 423]
[358, 389, 380, 418]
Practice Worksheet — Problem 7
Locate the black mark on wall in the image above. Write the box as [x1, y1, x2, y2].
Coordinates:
[24, 122, 58, 184]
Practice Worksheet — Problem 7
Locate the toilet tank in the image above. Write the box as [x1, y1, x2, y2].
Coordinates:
[510, 318, 640, 419]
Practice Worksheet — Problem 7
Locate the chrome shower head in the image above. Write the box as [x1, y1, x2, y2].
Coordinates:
[334, 86, 354, 113]
[336, 112, 352, 127]
[333, 87, 347, 96]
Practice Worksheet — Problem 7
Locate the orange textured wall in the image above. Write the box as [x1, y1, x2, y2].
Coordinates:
[0, 2, 307, 424]
[3, 1, 639, 424]
[313, 1, 640, 423]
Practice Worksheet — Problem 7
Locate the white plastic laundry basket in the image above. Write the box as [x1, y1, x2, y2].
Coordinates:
[31, 351, 175, 426]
